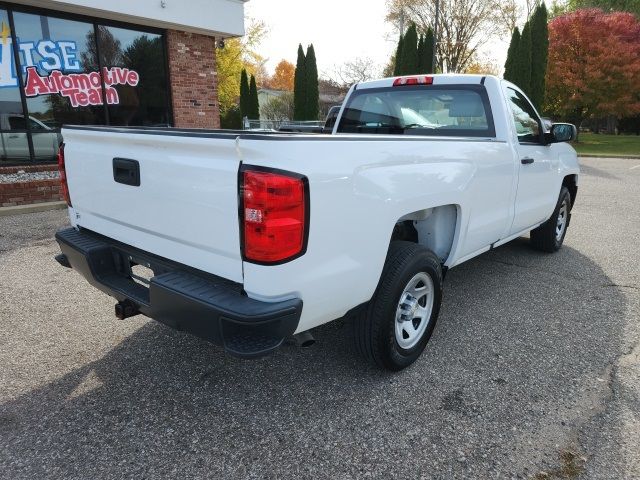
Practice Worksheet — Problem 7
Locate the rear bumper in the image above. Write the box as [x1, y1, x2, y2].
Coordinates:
[55, 227, 302, 358]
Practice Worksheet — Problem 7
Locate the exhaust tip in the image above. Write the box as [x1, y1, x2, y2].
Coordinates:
[292, 331, 315, 348]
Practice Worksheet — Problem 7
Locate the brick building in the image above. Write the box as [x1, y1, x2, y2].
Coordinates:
[0, 0, 246, 206]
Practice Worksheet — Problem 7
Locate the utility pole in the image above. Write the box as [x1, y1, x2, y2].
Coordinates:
[432, 0, 440, 73]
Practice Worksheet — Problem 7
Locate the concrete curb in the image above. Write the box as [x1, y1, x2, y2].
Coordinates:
[0, 201, 67, 217]
[579, 154, 640, 159]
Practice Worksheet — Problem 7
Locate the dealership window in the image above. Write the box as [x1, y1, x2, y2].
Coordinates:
[98, 26, 169, 127]
[0, 9, 31, 162]
[0, 6, 171, 165]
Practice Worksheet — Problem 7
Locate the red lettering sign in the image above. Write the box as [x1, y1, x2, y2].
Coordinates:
[24, 66, 141, 106]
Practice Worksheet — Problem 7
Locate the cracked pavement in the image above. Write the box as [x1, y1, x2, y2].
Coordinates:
[0, 156, 638, 479]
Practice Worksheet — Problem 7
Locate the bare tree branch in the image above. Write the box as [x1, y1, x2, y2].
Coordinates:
[329, 58, 381, 87]
[386, 0, 527, 72]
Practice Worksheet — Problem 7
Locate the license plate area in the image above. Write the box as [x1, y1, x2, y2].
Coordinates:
[111, 249, 170, 289]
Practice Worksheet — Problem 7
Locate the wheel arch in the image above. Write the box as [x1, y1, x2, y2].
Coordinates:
[562, 174, 578, 208]
[390, 204, 460, 264]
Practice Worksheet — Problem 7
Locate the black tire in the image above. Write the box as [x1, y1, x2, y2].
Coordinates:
[530, 186, 572, 253]
[353, 241, 443, 371]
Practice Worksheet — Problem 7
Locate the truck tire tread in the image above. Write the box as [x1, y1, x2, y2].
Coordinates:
[353, 241, 442, 370]
[530, 186, 572, 253]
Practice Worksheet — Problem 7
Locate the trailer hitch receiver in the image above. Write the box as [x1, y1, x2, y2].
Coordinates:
[115, 299, 140, 320]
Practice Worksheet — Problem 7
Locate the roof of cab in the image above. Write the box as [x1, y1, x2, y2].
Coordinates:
[355, 74, 499, 90]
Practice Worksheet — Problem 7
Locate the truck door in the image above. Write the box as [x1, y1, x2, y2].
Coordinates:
[504, 86, 559, 234]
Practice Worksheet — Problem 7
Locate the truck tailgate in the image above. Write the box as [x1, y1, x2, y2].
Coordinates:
[62, 127, 243, 283]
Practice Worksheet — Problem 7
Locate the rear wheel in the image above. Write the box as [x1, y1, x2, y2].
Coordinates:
[530, 186, 572, 252]
[353, 241, 443, 371]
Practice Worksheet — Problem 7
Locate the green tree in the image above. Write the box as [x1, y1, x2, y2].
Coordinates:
[517, 21, 533, 97]
[424, 27, 435, 73]
[383, 57, 396, 77]
[249, 75, 260, 120]
[239, 68, 250, 119]
[417, 35, 425, 72]
[220, 106, 242, 129]
[530, 4, 549, 111]
[393, 34, 404, 76]
[293, 44, 306, 120]
[216, 20, 267, 117]
[567, 0, 640, 16]
[504, 27, 520, 84]
[399, 23, 419, 74]
[305, 44, 319, 120]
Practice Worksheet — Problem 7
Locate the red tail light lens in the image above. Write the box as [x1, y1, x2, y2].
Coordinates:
[393, 76, 433, 86]
[241, 168, 308, 264]
[57, 143, 71, 207]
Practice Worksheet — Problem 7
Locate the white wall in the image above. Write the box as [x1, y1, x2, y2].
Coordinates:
[16, 0, 247, 37]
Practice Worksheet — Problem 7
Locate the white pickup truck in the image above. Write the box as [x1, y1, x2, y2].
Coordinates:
[54, 74, 579, 370]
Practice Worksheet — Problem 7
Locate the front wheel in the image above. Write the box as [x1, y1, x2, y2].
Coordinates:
[353, 241, 443, 371]
[530, 186, 572, 252]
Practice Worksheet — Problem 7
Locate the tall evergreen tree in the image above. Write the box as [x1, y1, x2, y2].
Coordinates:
[417, 35, 426, 73]
[400, 23, 419, 74]
[293, 44, 306, 120]
[530, 4, 549, 111]
[424, 27, 435, 73]
[305, 44, 319, 120]
[239, 68, 250, 119]
[393, 34, 404, 76]
[503, 27, 520, 84]
[518, 21, 533, 97]
[249, 74, 260, 120]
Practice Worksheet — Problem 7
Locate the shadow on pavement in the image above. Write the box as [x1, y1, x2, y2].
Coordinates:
[577, 163, 620, 181]
[0, 238, 628, 479]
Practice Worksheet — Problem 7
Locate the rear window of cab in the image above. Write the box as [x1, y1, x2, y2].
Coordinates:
[337, 84, 496, 137]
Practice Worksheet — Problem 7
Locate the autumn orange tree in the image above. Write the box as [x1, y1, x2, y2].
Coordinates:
[269, 60, 295, 91]
[545, 9, 640, 128]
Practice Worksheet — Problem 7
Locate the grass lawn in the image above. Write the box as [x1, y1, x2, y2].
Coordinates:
[573, 133, 640, 157]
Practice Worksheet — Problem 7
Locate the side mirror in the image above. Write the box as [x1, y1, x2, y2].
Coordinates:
[546, 123, 577, 144]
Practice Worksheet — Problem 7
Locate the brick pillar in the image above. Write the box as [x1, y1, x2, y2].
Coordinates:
[166, 30, 220, 129]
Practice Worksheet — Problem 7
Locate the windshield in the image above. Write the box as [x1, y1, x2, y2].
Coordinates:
[337, 85, 495, 137]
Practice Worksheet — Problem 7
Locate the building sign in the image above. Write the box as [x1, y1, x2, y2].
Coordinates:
[24, 66, 139, 107]
[0, 22, 139, 106]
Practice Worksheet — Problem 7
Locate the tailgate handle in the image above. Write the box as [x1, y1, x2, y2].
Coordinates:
[113, 158, 140, 186]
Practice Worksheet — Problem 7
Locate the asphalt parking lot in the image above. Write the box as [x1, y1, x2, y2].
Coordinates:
[1, 156, 639, 479]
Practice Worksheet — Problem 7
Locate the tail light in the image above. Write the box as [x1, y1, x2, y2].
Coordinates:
[393, 76, 433, 86]
[57, 143, 71, 207]
[240, 167, 309, 264]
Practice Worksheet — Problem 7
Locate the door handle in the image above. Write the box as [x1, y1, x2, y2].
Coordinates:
[521, 157, 535, 165]
[113, 158, 140, 186]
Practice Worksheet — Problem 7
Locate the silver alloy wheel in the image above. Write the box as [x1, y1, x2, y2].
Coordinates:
[556, 199, 569, 241]
[395, 272, 435, 350]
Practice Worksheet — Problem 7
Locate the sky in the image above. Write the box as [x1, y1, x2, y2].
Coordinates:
[243, 0, 518, 79]
[244, 0, 397, 78]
